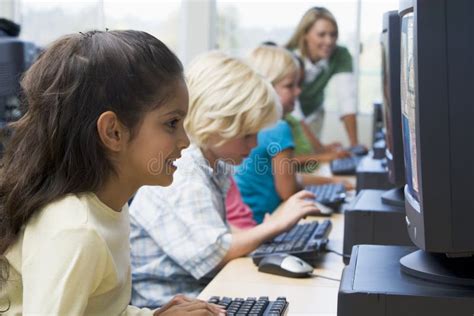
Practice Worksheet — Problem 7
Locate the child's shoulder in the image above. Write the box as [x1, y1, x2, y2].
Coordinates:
[27, 193, 94, 232]
[260, 119, 291, 135]
[258, 120, 293, 143]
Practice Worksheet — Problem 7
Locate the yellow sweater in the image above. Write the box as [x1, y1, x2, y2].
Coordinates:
[1, 193, 153, 315]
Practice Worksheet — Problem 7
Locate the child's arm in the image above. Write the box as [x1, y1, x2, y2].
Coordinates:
[291, 150, 351, 166]
[299, 173, 355, 191]
[301, 120, 325, 152]
[272, 148, 300, 200]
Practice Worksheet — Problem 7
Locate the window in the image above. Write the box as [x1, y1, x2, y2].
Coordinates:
[358, 0, 399, 113]
[18, 0, 102, 46]
[217, 0, 359, 112]
[103, 0, 181, 52]
[218, 0, 401, 114]
[17, 0, 180, 51]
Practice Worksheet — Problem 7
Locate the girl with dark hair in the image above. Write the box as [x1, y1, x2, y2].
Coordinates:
[0, 30, 224, 316]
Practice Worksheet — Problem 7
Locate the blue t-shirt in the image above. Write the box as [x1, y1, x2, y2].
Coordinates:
[234, 120, 294, 224]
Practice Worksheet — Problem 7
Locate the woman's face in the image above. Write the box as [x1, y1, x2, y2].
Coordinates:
[304, 18, 338, 61]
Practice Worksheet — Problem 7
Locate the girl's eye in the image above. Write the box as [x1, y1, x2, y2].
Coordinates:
[166, 119, 179, 129]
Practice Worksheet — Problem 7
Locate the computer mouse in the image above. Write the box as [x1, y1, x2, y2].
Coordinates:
[315, 201, 333, 216]
[258, 253, 313, 278]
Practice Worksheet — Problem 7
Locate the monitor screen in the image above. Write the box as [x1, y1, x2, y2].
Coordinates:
[381, 46, 392, 151]
[381, 11, 404, 188]
[400, 12, 420, 203]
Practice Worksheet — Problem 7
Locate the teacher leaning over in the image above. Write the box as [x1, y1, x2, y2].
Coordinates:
[286, 6, 360, 147]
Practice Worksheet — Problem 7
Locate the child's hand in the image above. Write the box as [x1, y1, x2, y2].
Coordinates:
[332, 150, 351, 159]
[266, 190, 320, 233]
[314, 150, 350, 163]
[324, 142, 343, 152]
[153, 294, 226, 316]
[335, 179, 355, 191]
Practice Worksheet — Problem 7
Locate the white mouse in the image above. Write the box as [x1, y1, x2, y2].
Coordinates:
[258, 253, 313, 278]
[315, 201, 333, 216]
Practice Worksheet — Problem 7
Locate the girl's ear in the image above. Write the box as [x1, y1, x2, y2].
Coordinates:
[96, 111, 128, 152]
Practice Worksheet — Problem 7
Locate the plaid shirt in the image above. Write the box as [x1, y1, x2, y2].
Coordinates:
[129, 145, 233, 308]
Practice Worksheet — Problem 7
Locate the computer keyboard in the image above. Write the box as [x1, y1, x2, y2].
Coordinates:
[208, 296, 288, 316]
[306, 183, 346, 208]
[251, 220, 332, 266]
[330, 157, 360, 175]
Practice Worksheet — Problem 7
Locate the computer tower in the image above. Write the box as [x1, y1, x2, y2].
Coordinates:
[338, 245, 474, 316]
[355, 153, 394, 193]
[340, 0, 474, 314]
[342, 190, 413, 263]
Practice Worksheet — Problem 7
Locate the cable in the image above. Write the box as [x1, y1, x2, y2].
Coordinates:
[325, 248, 351, 260]
[310, 273, 341, 282]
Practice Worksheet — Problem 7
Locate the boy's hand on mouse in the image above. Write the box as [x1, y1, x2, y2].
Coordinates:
[153, 294, 226, 316]
[266, 190, 320, 233]
[331, 178, 354, 191]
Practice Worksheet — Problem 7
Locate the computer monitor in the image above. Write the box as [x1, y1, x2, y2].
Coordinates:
[380, 11, 405, 207]
[0, 38, 38, 122]
[0, 38, 38, 151]
[399, 0, 474, 285]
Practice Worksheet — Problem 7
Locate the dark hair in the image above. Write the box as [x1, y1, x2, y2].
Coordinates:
[0, 18, 20, 37]
[0, 30, 184, 285]
[261, 41, 277, 47]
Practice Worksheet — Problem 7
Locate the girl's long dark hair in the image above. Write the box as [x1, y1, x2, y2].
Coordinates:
[0, 30, 183, 285]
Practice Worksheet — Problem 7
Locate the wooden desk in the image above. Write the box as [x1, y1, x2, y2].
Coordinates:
[199, 214, 345, 315]
[199, 163, 353, 315]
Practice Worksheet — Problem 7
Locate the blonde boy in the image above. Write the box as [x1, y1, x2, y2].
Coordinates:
[129, 51, 319, 308]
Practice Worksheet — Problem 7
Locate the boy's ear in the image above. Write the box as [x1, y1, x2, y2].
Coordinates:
[96, 111, 127, 152]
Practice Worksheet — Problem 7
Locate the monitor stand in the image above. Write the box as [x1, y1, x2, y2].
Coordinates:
[342, 189, 412, 263]
[400, 250, 474, 286]
[338, 245, 474, 316]
[381, 186, 405, 207]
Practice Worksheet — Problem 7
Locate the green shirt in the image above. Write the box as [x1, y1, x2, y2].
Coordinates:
[284, 114, 319, 173]
[298, 45, 353, 117]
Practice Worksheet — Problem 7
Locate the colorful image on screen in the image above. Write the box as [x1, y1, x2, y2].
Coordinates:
[400, 12, 420, 204]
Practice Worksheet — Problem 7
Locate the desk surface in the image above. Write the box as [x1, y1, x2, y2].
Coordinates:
[198, 215, 345, 316]
[198, 164, 352, 316]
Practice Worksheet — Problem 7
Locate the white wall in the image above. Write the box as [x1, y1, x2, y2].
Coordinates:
[322, 111, 373, 147]
[0, 0, 17, 20]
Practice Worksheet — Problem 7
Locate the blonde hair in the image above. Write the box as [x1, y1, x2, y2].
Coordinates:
[185, 51, 278, 148]
[248, 45, 300, 86]
[286, 7, 338, 60]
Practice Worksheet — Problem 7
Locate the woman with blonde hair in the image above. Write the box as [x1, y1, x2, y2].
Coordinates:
[287, 7, 361, 147]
